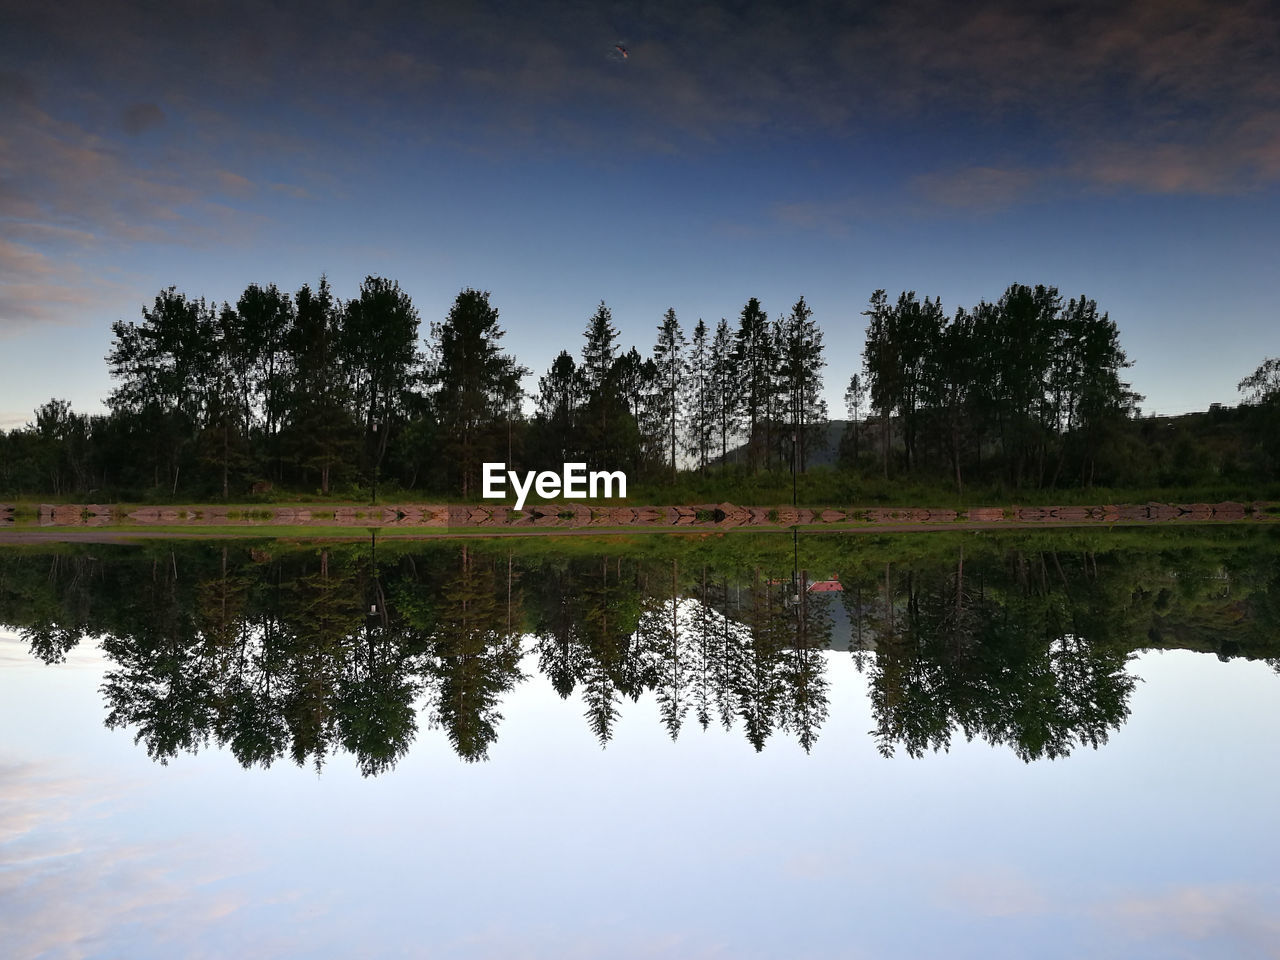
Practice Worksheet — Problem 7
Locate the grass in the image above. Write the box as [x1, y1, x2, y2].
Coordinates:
[4, 469, 1277, 546]
[5, 481, 1277, 513]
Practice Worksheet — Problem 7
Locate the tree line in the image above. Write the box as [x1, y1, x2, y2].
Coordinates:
[2, 276, 1277, 500]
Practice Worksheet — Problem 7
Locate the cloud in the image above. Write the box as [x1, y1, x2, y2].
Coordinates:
[0, 0, 1276, 313]
[0, 232, 130, 336]
[119, 101, 165, 135]
[0, 95, 273, 332]
[1073, 130, 1280, 195]
[0, 69, 35, 105]
[10, 0, 1280, 190]
[770, 197, 870, 236]
[0, 237, 104, 333]
[216, 170, 253, 195]
[911, 166, 1039, 210]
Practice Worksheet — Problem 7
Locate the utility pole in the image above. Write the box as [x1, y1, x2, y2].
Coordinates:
[370, 420, 379, 505]
[791, 431, 798, 507]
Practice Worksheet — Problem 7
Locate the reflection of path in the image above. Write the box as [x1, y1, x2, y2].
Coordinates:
[5, 500, 1269, 538]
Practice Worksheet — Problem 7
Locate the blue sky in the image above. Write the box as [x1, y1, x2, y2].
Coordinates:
[3, 0, 1279, 427]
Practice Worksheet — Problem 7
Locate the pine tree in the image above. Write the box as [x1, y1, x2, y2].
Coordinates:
[683, 319, 714, 472]
[708, 318, 740, 467]
[651, 307, 686, 481]
[777, 296, 827, 472]
[579, 302, 629, 469]
[840, 372, 866, 467]
[235, 283, 294, 478]
[428, 289, 527, 497]
[861, 289, 895, 478]
[732, 298, 773, 472]
[284, 277, 357, 494]
[106, 286, 218, 494]
[343, 276, 422, 489]
[535, 350, 582, 463]
[581, 301, 619, 398]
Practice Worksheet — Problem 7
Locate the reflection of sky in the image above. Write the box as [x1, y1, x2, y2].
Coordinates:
[2, 632, 1278, 959]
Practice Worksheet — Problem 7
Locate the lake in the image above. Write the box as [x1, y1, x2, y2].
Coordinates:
[2, 528, 1278, 958]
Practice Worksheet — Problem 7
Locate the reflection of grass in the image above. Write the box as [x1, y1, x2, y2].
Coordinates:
[5, 525, 1279, 602]
[4, 514, 1276, 543]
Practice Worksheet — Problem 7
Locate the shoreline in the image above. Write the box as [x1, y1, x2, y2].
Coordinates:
[0, 500, 1273, 543]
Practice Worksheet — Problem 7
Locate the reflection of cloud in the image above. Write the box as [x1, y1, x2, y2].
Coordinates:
[783, 850, 847, 880]
[936, 865, 1049, 917]
[935, 869, 1280, 957]
[1099, 885, 1280, 953]
[0, 758, 257, 960]
[0, 632, 107, 668]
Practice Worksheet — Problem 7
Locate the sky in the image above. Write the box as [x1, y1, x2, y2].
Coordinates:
[4, 630, 1280, 958]
[2, 0, 1279, 429]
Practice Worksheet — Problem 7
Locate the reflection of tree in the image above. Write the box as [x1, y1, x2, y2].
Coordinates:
[576, 557, 648, 745]
[865, 550, 1138, 761]
[100, 552, 218, 762]
[638, 560, 693, 739]
[687, 566, 721, 730]
[335, 620, 421, 775]
[426, 545, 525, 762]
[778, 572, 832, 754]
[277, 548, 364, 769]
[8, 534, 1280, 772]
[201, 547, 289, 768]
[681, 567, 747, 734]
[16, 554, 100, 664]
[531, 563, 587, 700]
[734, 569, 788, 751]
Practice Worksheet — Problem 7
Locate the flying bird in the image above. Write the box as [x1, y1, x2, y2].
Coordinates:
[614, 43, 629, 59]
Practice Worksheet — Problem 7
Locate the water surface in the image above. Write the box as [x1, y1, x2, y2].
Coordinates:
[2, 529, 1278, 958]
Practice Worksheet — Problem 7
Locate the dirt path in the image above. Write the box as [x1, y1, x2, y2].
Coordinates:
[1, 500, 1272, 543]
[0, 515, 1272, 545]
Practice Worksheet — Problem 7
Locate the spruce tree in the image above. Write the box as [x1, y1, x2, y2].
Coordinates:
[709, 318, 740, 468]
[651, 307, 686, 481]
[683, 319, 714, 472]
[777, 296, 827, 472]
[284, 277, 356, 495]
[429, 289, 527, 497]
[732, 298, 773, 472]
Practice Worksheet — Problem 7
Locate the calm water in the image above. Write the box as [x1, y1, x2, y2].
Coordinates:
[2, 529, 1279, 958]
